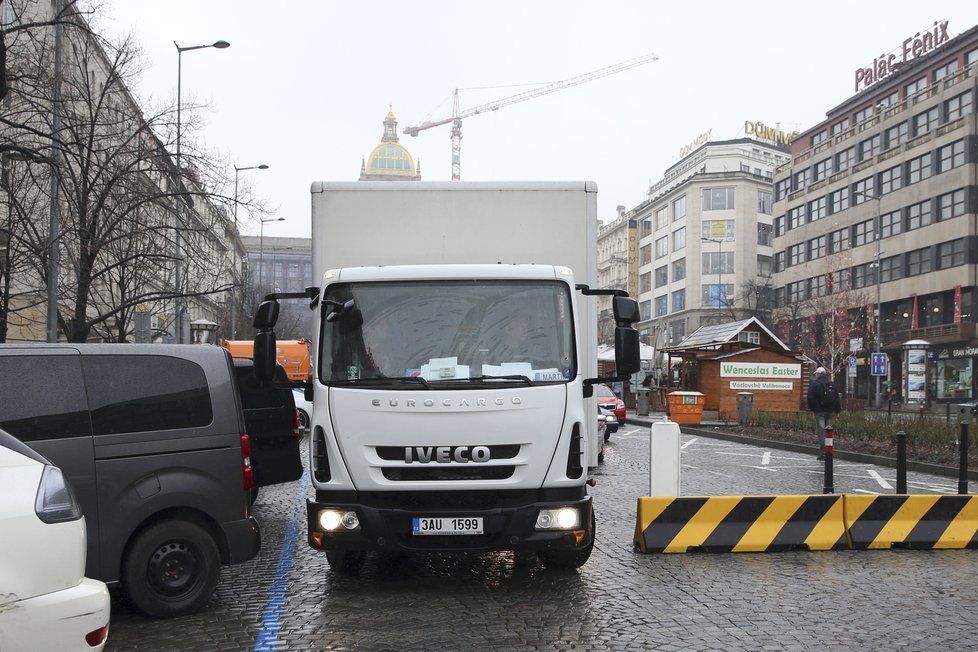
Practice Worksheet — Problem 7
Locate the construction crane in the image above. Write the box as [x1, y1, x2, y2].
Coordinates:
[404, 53, 658, 181]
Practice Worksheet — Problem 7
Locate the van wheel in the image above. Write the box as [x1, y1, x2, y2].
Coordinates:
[538, 510, 595, 571]
[326, 550, 366, 574]
[122, 520, 220, 618]
[297, 409, 310, 431]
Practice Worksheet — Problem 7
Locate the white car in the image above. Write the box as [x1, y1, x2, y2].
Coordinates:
[0, 429, 110, 651]
[293, 387, 314, 432]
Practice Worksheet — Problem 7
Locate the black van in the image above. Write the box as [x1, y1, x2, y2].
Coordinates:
[0, 344, 266, 618]
[232, 358, 304, 502]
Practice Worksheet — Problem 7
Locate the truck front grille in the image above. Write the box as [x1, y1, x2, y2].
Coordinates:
[382, 466, 515, 481]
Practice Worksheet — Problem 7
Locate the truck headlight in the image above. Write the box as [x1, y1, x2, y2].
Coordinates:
[318, 509, 361, 531]
[536, 507, 580, 530]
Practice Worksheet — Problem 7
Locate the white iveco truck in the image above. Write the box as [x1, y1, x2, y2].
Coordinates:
[253, 181, 639, 572]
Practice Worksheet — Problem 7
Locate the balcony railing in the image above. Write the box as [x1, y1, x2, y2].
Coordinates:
[881, 321, 976, 348]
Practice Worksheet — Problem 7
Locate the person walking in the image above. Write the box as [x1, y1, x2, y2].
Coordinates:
[807, 366, 841, 461]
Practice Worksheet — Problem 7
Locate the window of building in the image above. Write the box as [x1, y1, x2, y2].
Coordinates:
[793, 169, 811, 191]
[702, 187, 735, 210]
[853, 177, 875, 204]
[908, 152, 933, 184]
[757, 223, 773, 247]
[811, 131, 827, 147]
[775, 178, 791, 202]
[639, 271, 652, 294]
[672, 227, 686, 251]
[673, 195, 687, 220]
[938, 139, 966, 172]
[788, 206, 805, 230]
[811, 274, 829, 297]
[879, 165, 902, 194]
[938, 189, 966, 221]
[937, 358, 973, 401]
[885, 122, 909, 150]
[774, 251, 785, 273]
[946, 91, 973, 121]
[774, 287, 785, 308]
[787, 243, 806, 267]
[938, 239, 967, 269]
[672, 258, 686, 281]
[905, 76, 927, 97]
[860, 134, 881, 160]
[667, 320, 686, 346]
[655, 295, 668, 317]
[831, 269, 851, 292]
[758, 190, 773, 214]
[639, 243, 652, 266]
[808, 196, 827, 222]
[808, 235, 828, 261]
[968, 48, 978, 66]
[654, 265, 668, 288]
[701, 220, 734, 241]
[813, 158, 833, 182]
[672, 289, 685, 312]
[913, 106, 939, 136]
[737, 331, 761, 345]
[757, 255, 772, 277]
[831, 118, 850, 136]
[878, 90, 900, 110]
[702, 251, 734, 274]
[640, 218, 652, 239]
[854, 105, 872, 124]
[774, 215, 785, 237]
[934, 59, 959, 82]
[829, 228, 848, 253]
[907, 200, 933, 231]
[852, 263, 875, 289]
[655, 236, 668, 258]
[830, 187, 850, 214]
[702, 284, 733, 307]
[852, 219, 875, 247]
[880, 254, 903, 282]
[640, 300, 651, 321]
[880, 210, 903, 238]
[654, 206, 669, 231]
[907, 247, 933, 276]
[787, 281, 806, 304]
[836, 146, 856, 172]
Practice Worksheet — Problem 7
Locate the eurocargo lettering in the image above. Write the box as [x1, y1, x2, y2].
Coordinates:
[250, 181, 640, 574]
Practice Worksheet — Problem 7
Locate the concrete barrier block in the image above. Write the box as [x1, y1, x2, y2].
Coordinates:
[844, 494, 978, 550]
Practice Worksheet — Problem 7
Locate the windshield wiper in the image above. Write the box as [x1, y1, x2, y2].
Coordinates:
[442, 375, 536, 386]
[329, 376, 432, 389]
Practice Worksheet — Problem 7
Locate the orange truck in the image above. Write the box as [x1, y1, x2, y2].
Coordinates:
[223, 339, 311, 382]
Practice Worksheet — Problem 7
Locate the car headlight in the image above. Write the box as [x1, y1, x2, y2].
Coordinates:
[536, 507, 581, 530]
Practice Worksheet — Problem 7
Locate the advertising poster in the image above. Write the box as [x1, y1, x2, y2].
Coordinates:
[907, 350, 927, 401]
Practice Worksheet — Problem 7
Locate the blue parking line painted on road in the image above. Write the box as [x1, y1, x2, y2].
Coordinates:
[254, 467, 310, 652]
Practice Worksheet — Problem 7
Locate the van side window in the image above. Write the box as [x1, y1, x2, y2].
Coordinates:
[83, 355, 213, 435]
[0, 356, 91, 441]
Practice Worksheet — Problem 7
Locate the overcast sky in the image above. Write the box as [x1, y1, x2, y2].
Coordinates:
[97, 1, 976, 239]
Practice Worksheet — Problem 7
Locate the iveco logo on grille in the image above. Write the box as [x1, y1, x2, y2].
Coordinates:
[404, 446, 491, 463]
[372, 397, 523, 408]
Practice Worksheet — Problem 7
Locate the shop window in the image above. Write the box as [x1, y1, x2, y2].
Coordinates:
[937, 358, 972, 401]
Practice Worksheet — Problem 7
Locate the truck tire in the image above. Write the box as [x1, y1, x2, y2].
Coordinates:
[538, 511, 595, 571]
[122, 519, 221, 618]
[326, 549, 367, 574]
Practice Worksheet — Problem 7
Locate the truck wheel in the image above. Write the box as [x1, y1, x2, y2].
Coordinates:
[122, 520, 220, 618]
[538, 511, 595, 571]
[326, 550, 367, 574]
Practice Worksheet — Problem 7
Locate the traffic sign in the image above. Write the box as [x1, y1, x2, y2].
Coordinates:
[847, 356, 857, 368]
[871, 352, 888, 377]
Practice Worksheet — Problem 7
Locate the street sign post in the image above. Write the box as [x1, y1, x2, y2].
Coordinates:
[871, 352, 888, 377]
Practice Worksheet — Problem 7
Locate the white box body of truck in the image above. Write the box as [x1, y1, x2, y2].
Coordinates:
[301, 181, 617, 571]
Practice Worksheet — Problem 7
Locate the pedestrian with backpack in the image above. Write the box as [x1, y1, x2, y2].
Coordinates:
[807, 366, 841, 460]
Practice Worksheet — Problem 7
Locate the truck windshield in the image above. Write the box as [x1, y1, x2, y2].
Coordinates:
[320, 279, 575, 386]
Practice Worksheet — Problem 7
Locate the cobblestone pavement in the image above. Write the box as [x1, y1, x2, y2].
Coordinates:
[106, 426, 978, 651]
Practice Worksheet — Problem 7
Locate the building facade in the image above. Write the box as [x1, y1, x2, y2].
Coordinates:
[631, 138, 790, 364]
[242, 235, 314, 340]
[359, 108, 421, 181]
[596, 206, 635, 345]
[771, 24, 978, 406]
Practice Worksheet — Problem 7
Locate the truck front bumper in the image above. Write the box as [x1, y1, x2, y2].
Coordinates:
[306, 489, 592, 554]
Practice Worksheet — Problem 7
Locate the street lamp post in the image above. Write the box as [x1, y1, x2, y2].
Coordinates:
[173, 39, 229, 343]
[702, 237, 724, 323]
[232, 164, 268, 338]
[258, 217, 285, 293]
[855, 190, 883, 409]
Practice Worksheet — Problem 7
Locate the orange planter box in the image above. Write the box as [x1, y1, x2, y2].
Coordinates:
[666, 391, 705, 425]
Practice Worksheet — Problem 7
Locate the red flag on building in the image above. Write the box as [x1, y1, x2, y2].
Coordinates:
[911, 295, 919, 329]
[954, 285, 962, 324]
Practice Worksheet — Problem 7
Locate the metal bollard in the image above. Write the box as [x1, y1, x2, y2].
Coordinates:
[959, 421, 970, 495]
[822, 426, 834, 494]
[895, 431, 907, 494]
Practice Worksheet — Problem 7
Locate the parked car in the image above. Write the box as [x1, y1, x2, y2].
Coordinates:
[0, 428, 110, 651]
[596, 408, 608, 464]
[0, 344, 266, 618]
[596, 383, 627, 424]
[600, 406, 618, 439]
[232, 358, 304, 503]
[293, 387, 313, 432]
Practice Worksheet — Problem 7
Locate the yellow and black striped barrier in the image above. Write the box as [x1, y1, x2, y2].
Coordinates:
[634, 495, 847, 553]
[845, 494, 978, 549]
[634, 494, 978, 553]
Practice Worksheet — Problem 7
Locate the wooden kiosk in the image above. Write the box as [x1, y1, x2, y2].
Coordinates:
[661, 317, 810, 421]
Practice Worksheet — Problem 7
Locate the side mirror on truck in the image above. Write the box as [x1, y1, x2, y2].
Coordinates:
[612, 296, 641, 376]
[253, 300, 280, 384]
